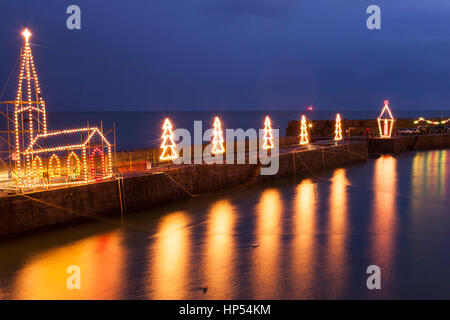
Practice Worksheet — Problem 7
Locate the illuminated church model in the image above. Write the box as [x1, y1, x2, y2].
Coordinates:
[14, 29, 113, 188]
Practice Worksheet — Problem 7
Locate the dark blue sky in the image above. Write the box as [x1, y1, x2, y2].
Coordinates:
[1, 0, 450, 111]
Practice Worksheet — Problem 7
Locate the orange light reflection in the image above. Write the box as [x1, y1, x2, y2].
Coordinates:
[292, 179, 317, 296]
[203, 200, 237, 299]
[13, 231, 124, 300]
[371, 156, 397, 278]
[252, 189, 283, 298]
[149, 211, 191, 299]
[327, 168, 349, 298]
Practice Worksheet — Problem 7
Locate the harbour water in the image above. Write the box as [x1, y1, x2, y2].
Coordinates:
[0, 149, 448, 299]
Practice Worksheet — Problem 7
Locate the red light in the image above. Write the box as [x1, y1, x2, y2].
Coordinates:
[91, 147, 106, 182]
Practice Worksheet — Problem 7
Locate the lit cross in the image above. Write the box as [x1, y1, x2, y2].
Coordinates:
[22, 28, 31, 42]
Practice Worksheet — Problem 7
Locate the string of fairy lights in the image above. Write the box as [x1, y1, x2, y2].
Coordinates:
[413, 117, 450, 125]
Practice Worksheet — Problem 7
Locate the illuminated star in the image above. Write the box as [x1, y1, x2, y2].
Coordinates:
[22, 28, 31, 42]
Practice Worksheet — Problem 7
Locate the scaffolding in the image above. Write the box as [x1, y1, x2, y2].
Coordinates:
[0, 101, 14, 190]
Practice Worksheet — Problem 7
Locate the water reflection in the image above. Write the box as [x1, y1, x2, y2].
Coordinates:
[410, 150, 448, 231]
[149, 211, 191, 299]
[371, 156, 397, 278]
[438, 150, 447, 199]
[203, 200, 237, 299]
[412, 150, 449, 200]
[292, 179, 317, 296]
[13, 231, 124, 300]
[0, 150, 448, 299]
[327, 168, 349, 297]
[411, 152, 425, 200]
[252, 189, 283, 299]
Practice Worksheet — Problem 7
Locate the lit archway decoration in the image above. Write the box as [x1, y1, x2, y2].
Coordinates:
[263, 116, 274, 150]
[67, 151, 81, 178]
[335, 113, 343, 141]
[377, 100, 395, 138]
[32, 156, 43, 179]
[299, 115, 309, 145]
[48, 154, 61, 178]
[90, 148, 106, 182]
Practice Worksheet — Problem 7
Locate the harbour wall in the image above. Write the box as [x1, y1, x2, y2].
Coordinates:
[115, 136, 298, 173]
[367, 134, 450, 154]
[0, 173, 189, 238]
[0, 141, 367, 239]
[268, 142, 368, 180]
[286, 118, 428, 137]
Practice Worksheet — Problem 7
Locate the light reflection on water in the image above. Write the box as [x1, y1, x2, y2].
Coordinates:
[12, 232, 124, 300]
[371, 155, 397, 297]
[0, 150, 448, 299]
[203, 200, 237, 299]
[252, 189, 283, 299]
[291, 179, 317, 298]
[149, 212, 191, 300]
[326, 168, 349, 298]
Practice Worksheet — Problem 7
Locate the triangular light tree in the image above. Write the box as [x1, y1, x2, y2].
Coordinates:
[263, 116, 274, 150]
[299, 115, 309, 145]
[212, 116, 225, 154]
[335, 113, 343, 141]
[160, 118, 178, 160]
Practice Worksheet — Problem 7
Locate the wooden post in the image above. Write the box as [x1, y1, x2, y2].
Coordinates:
[321, 147, 325, 168]
[113, 122, 117, 175]
[129, 152, 132, 171]
[292, 152, 296, 176]
[117, 177, 125, 220]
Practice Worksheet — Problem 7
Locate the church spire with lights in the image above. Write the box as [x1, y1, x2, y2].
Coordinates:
[15, 28, 47, 152]
[14, 28, 48, 179]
